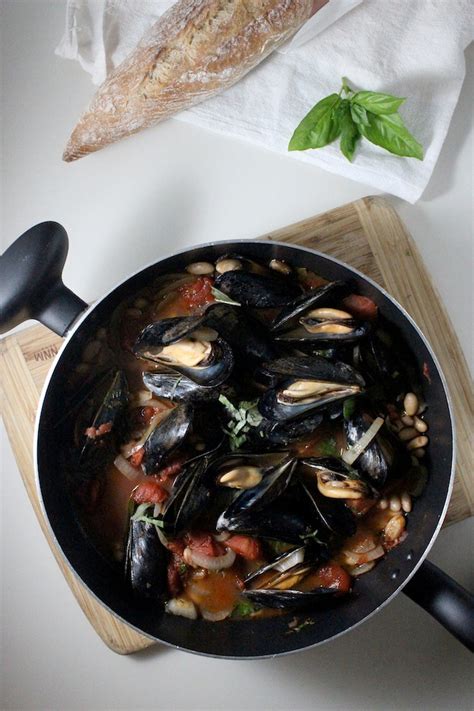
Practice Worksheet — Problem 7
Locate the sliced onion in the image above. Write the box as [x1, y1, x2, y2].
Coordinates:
[343, 544, 385, 566]
[114, 454, 141, 481]
[274, 547, 305, 573]
[342, 416, 384, 466]
[213, 532, 231, 542]
[183, 547, 236, 571]
[165, 597, 198, 620]
[349, 561, 376, 577]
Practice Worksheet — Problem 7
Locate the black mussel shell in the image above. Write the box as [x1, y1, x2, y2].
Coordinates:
[344, 411, 395, 487]
[296, 472, 357, 539]
[216, 455, 296, 531]
[258, 356, 365, 387]
[143, 372, 223, 403]
[271, 281, 348, 332]
[275, 320, 369, 346]
[205, 304, 278, 363]
[160, 455, 213, 535]
[252, 410, 324, 447]
[242, 587, 337, 610]
[214, 271, 301, 308]
[218, 500, 315, 543]
[125, 516, 168, 599]
[143, 403, 193, 475]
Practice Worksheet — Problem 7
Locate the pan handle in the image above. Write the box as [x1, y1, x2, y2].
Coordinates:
[403, 560, 474, 652]
[0, 222, 88, 336]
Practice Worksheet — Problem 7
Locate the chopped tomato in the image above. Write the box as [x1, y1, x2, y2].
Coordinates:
[129, 447, 144, 467]
[141, 406, 157, 424]
[423, 362, 431, 384]
[311, 563, 352, 593]
[226, 535, 263, 561]
[184, 531, 225, 557]
[84, 422, 112, 438]
[342, 294, 378, 321]
[167, 539, 186, 559]
[156, 455, 186, 483]
[132, 479, 168, 505]
[178, 276, 215, 310]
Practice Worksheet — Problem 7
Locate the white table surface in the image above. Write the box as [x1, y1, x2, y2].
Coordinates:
[1, 2, 473, 710]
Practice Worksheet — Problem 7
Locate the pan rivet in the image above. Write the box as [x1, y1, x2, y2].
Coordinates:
[406, 550, 414, 561]
[390, 569, 400, 580]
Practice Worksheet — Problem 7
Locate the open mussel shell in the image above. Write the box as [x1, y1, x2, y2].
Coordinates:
[295, 471, 357, 539]
[299, 456, 373, 500]
[160, 454, 214, 535]
[143, 372, 223, 403]
[133, 315, 234, 387]
[275, 318, 369, 346]
[142, 403, 193, 475]
[258, 357, 365, 423]
[214, 270, 301, 308]
[271, 281, 348, 332]
[216, 454, 296, 532]
[125, 512, 168, 599]
[251, 410, 324, 447]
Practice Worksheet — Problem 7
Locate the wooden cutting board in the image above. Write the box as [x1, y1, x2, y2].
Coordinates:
[1, 196, 472, 655]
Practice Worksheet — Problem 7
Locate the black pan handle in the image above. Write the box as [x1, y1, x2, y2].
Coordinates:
[0, 222, 88, 337]
[403, 560, 474, 652]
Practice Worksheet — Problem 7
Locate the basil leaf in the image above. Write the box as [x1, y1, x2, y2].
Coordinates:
[288, 94, 342, 151]
[352, 90, 405, 116]
[350, 103, 370, 127]
[211, 287, 241, 306]
[339, 108, 361, 162]
[359, 111, 424, 160]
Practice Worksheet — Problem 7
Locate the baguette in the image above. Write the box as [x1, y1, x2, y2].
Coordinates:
[63, 0, 315, 161]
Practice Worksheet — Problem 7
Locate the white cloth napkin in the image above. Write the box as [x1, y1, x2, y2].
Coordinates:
[56, 0, 473, 202]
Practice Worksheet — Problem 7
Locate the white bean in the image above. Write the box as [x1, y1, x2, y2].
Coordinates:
[82, 339, 101, 363]
[125, 308, 142, 318]
[377, 497, 388, 510]
[414, 416, 428, 433]
[215, 258, 242, 274]
[75, 362, 91, 375]
[399, 427, 418, 442]
[185, 261, 215, 276]
[411, 448, 426, 459]
[134, 297, 149, 309]
[401, 415, 414, 427]
[404, 392, 419, 417]
[269, 259, 291, 275]
[389, 495, 402, 512]
[401, 492, 412, 513]
[407, 435, 429, 451]
[96, 327, 108, 341]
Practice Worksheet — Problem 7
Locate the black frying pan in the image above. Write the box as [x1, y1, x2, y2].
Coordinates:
[1, 222, 473, 657]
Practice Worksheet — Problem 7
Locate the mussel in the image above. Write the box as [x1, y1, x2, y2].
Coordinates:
[143, 372, 224, 403]
[243, 546, 337, 610]
[125, 506, 168, 599]
[252, 410, 324, 447]
[271, 281, 348, 332]
[258, 356, 365, 422]
[159, 454, 214, 535]
[299, 457, 372, 500]
[344, 408, 397, 487]
[205, 304, 278, 364]
[142, 403, 193, 475]
[134, 315, 234, 387]
[214, 270, 300, 308]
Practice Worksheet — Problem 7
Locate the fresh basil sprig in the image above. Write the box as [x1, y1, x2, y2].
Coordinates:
[289, 77, 423, 162]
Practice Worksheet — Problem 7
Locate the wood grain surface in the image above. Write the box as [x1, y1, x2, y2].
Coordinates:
[1, 196, 472, 655]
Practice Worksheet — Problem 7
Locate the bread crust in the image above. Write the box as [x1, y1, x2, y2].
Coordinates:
[63, 0, 313, 161]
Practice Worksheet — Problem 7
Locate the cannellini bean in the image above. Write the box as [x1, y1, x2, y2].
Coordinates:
[404, 392, 419, 417]
[399, 427, 418, 441]
[166, 598, 198, 620]
[401, 415, 414, 427]
[411, 448, 426, 459]
[96, 327, 107, 341]
[215, 258, 242, 274]
[134, 297, 149, 309]
[407, 435, 429, 451]
[185, 261, 215, 276]
[377, 497, 388, 510]
[401, 492, 412, 513]
[414, 416, 428, 433]
[82, 339, 101, 363]
[384, 514, 406, 543]
[269, 259, 291, 275]
[389, 495, 401, 512]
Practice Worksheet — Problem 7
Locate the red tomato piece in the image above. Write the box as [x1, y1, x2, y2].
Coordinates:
[313, 563, 352, 593]
[84, 422, 112, 439]
[225, 535, 263, 561]
[342, 294, 378, 321]
[167, 539, 186, 558]
[132, 480, 168, 505]
[167, 560, 182, 597]
[184, 532, 225, 557]
[178, 277, 215, 310]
